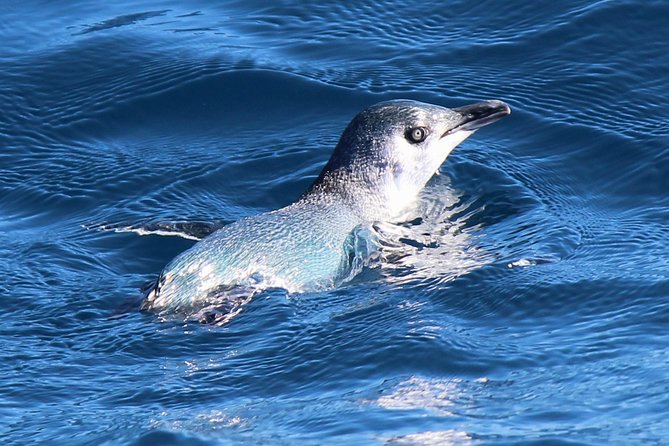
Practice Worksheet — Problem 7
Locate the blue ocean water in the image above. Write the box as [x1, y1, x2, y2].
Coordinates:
[2, 0, 669, 444]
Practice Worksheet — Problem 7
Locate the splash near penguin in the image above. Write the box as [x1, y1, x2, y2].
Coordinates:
[141, 99, 511, 321]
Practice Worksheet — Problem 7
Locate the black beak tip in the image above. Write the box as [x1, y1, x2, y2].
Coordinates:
[488, 100, 512, 116]
[451, 100, 511, 132]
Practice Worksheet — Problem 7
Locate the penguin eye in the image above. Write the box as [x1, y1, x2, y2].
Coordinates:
[406, 127, 429, 144]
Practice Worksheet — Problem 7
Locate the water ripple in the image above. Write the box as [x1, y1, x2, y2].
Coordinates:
[2, 0, 669, 444]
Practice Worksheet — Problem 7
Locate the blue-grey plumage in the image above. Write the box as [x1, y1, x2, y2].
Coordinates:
[143, 201, 362, 312]
[141, 99, 510, 316]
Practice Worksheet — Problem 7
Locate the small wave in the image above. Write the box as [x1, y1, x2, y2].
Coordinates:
[75, 10, 170, 35]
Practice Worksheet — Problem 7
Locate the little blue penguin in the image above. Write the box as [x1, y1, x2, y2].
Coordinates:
[141, 99, 511, 317]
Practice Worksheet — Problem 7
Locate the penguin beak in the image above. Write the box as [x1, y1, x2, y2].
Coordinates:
[443, 100, 511, 136]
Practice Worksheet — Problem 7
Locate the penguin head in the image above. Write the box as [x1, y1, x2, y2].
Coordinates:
[309, 99, 511, 220]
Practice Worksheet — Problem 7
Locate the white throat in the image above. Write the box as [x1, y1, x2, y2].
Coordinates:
[377, 129, 475, 221]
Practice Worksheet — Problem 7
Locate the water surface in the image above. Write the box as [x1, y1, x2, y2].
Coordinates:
[2, 1, 669, 445]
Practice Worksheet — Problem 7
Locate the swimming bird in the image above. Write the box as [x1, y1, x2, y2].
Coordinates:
[141, 99, 510, 321]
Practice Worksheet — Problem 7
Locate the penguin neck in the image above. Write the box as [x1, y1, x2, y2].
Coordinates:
[301, 168, 423, 223]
